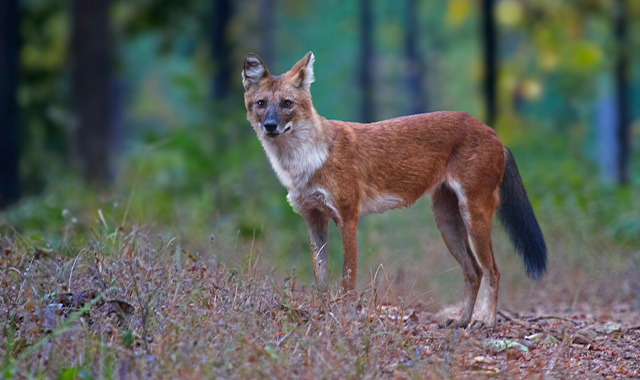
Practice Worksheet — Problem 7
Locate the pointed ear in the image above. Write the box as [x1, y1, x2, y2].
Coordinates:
[289, 51, 315, 90]
[242, 53, 270, 90]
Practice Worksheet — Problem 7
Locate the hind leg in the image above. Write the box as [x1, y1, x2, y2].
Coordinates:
[465, 196, 501, 328]
[432, 185, 483, 328]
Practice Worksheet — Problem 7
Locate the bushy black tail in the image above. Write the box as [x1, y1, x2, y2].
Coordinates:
[497, 148, 547, 280]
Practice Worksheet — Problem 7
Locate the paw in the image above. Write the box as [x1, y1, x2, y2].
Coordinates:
[438, 318, 470, 329]
[469, 320, 485, 329]
[469, 319, 496, 330]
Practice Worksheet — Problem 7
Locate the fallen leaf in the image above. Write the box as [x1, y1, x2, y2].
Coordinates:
[526, 333, 560, 344]
[473, 356, 492, 363]
[594, 322, 622, 335]
[572, 328, 597, 345]
[483, 339, 529, 352]
[104, 300, 135, 318]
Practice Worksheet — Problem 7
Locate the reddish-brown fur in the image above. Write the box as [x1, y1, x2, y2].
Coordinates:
[243, 52, 507, 328]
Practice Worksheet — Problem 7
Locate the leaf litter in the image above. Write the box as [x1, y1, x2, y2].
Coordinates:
[1, 231, 639, 379]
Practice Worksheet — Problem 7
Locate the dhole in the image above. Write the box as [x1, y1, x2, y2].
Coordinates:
[242, 52, 547, 328]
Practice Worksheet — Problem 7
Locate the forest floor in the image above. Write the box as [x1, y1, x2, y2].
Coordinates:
[2, 227, 639, 379]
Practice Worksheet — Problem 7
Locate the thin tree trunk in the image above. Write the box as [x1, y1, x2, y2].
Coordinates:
[71, 0, 112, 183]
[211, 0, 232, 100]
[259, 0, 274, 65]
[0, 0, 20, 208]
[360, 0, 373, 122]
[481, 0, 497, 126]
[405, 0, 426, 114]
[614, 0, 630, 185]
[595, 76, 618, 183]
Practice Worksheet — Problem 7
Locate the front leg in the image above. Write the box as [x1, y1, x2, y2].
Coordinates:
[340, 216, 359, 292]
[305, 210, 329, 291]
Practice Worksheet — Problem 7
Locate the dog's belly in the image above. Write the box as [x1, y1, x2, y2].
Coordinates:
[359, 193, 406, 215]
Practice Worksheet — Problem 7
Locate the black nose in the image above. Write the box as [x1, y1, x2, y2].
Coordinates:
[263, 121, 277, 133]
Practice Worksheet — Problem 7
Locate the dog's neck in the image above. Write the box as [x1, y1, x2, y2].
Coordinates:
[260, 112, 329, 190]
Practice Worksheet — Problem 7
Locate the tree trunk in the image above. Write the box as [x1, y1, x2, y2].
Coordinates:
[614, 0, 630, 185]
[0, 0, 20, 208]
[481, 0, 497, 126]
[595, 76, 618, 183]
[259, 0, 274, 65]
[405, 0, 426, 114]
[360, 0, 373, 122]
[211, 0, 233, 100]
[71, 0, 113, 183]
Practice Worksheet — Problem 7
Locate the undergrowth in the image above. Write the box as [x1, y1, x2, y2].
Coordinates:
[0, 220, 481, 379]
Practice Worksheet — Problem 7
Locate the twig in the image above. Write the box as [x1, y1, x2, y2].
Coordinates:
[497, 310, 513, 321]
[89, 249, 107, 290]
[527, 316, 581, 326]
[16, 256, 35, 303]
[545, 332, 571, 375]
[276, 331, 293, 347]
[68, 250, 83, 290]
[159, 237, 177, 256]
[170, 278, 181, 309]
[499, 310, 531, 328]
[327, 312, 344, 331]
[132, 275, 150, 355]
[498, 310, 581, 326]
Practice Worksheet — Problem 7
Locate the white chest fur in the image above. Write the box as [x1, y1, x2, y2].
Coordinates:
[258, 121, 337, 221]
[259, 123, 328, 190]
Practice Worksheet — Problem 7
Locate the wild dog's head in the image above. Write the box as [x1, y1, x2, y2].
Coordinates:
[242, 52, 316, 139]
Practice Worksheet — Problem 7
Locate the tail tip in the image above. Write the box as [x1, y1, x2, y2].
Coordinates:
[526, 268, 546, 281]
[524, 250, 548, 281]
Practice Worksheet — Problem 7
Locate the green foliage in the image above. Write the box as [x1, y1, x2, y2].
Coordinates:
[508, 128, 640, 250]
[19, 0, 69, 193]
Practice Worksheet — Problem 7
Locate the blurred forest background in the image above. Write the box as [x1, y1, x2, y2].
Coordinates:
[1, 0, 640, 300]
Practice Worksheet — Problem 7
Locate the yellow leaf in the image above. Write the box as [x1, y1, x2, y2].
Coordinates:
[538, 50, 559, 71]
[571, 41, 602, 70]
[522, 79, 543, 101]
[447, 0, 472, 27]
[496, 0, 523, 27]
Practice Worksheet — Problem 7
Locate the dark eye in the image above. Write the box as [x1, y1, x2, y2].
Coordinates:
[282, 100, 292, 108]
[256, 100, 266, 108]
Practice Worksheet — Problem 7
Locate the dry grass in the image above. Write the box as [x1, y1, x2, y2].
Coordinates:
[0, 227, 443, 378]
[2, 215, 640, 379]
